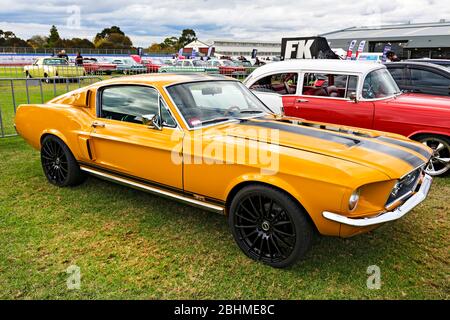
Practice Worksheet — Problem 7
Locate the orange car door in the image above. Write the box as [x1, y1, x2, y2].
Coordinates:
[87, 85, 183, 189]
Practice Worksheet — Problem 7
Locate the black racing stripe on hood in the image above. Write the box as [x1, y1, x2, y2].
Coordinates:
[377, 136, 431, 159]
[241, 120, 425, 168]
[241, 120, 360, 147]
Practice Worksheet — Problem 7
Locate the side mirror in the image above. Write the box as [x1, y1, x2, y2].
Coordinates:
[349, 92, 358, 103]
[142, 114, 162, 130]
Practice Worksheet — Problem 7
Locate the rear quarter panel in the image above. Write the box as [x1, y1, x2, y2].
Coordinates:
[14, 103, 93, 161]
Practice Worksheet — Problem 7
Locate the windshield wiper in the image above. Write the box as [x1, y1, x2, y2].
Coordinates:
[239, 110, 265, 114]
[200, 117, 232, 125]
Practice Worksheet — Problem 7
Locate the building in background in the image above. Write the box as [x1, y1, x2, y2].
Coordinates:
[184, 39, 281, 58]
[182, 40, 213, 57]
[322, 20, 450, 60]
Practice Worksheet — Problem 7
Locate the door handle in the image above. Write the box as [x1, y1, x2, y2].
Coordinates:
[92, 121, 106, 128]
[296, 99, 309, 103]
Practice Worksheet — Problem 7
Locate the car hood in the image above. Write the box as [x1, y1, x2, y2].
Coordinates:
[222, 116, 432, 179]
[383, 93, 450, 110]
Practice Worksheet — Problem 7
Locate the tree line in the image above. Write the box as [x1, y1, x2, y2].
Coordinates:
[0, 25, 198, 53]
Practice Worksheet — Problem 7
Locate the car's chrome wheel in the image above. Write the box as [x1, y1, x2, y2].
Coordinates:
[420, 136, 450, 176]
[41, 136, 86, 187]
[229, 185, 313, 268]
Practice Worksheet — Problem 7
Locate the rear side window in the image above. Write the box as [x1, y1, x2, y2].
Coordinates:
[249, 73, 298, 95]
[410, 68, 450, 87]
[302, 73, 358, 99]
[100, 85, 176, 127]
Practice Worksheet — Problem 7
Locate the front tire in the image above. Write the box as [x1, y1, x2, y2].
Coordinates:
[416, 135, 450, 176]
[229, 185, 314, 268]
[41, 135, 86, 187]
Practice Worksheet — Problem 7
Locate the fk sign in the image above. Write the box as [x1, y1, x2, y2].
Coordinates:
[284, 40, 315, 59]
[281, 37, 339, 60]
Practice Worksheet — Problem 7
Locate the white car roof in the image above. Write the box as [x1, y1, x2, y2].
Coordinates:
[248, 59, 385, 78]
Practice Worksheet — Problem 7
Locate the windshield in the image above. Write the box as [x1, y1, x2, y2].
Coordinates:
[44, 58, 68, 66]
[222, 60, 235, 66]
[362, 69, 400, 99]
[193, 60, 206, 67]
[167, 81, 272, 128]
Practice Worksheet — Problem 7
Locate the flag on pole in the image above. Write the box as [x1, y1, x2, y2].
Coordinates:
[207, 46, 214, 58]
[356, 40, 366, 59]
[346, 40, 357, 60]
[382, 44, 392, 63]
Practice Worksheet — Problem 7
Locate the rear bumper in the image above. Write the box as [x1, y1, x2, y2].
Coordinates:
[322, 174, 432, 227]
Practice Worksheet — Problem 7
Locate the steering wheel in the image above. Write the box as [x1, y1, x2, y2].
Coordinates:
[224, 106, 241, 116]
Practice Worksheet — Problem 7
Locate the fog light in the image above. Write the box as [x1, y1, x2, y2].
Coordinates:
[349, 189, 361, 211]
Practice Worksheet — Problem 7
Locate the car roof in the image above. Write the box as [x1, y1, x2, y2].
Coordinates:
[408, 58, 450, 63]
[387, 61, 450, 72]
[92, 73, 234, 87]
[248, 59, 384, 78]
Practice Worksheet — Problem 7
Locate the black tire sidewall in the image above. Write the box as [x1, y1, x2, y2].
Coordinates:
[228, 185, 313, 268]
[41, 135, 86, 187]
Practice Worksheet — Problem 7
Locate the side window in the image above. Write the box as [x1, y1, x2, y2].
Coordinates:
[345, 76, 359, 98]
[302, 73, 357, 99]
[249, 73, 298, 95]
[389, 67, 406, 84]
[410, 68, 450, 87]
[100, 85, 176, 127]
[183, 61, 191, 67]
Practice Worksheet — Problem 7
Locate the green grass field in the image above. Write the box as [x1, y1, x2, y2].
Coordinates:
[0, 136, 448, 299]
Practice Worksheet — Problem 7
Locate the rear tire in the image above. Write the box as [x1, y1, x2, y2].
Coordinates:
[414, 134, 450, 176]
[41, 135, 86, 187]
[228, 185, 314, 268]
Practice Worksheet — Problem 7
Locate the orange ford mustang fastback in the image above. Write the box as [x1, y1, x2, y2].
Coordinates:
[15, 74, 433, 268]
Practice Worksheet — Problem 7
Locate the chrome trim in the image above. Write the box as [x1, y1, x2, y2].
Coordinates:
[80, 166, 225, 214]
[385, 167, 424, 209]
[323, 174, 432, 227]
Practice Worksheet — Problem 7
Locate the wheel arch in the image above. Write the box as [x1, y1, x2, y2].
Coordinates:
[409, 130, 450, 140]
[40, 130, 69, 149]
[224, 179, 318, 233]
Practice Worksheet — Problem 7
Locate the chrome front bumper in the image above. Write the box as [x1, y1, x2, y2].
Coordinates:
[322, 174, 433, 227]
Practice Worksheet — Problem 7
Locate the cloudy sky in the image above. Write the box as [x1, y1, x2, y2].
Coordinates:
[0, 0, 449, 46]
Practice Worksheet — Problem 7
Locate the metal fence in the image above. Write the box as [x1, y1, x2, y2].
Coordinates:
[0, 47, 175, 56]
[0, 76, 103, 138]
[0, 64, 257, 79]
[0, 65, 257, 138]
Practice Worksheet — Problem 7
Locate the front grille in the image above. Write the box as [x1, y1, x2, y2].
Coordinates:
[386, 167, 423, 208]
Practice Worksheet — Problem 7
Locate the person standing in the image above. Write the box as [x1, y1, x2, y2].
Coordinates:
[75, 52, 83, 66]
[386, 51, 400, 62]
[57, 50, 69, 61]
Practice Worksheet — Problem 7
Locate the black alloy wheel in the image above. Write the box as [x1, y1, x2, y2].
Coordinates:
[229, 185, 313, 268]
[41, 135, 86, 187]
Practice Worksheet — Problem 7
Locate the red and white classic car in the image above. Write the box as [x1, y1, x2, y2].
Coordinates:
[245, 60, 450, 176]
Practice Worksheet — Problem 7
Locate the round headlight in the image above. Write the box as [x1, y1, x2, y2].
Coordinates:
[349, 189, 361, 211]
